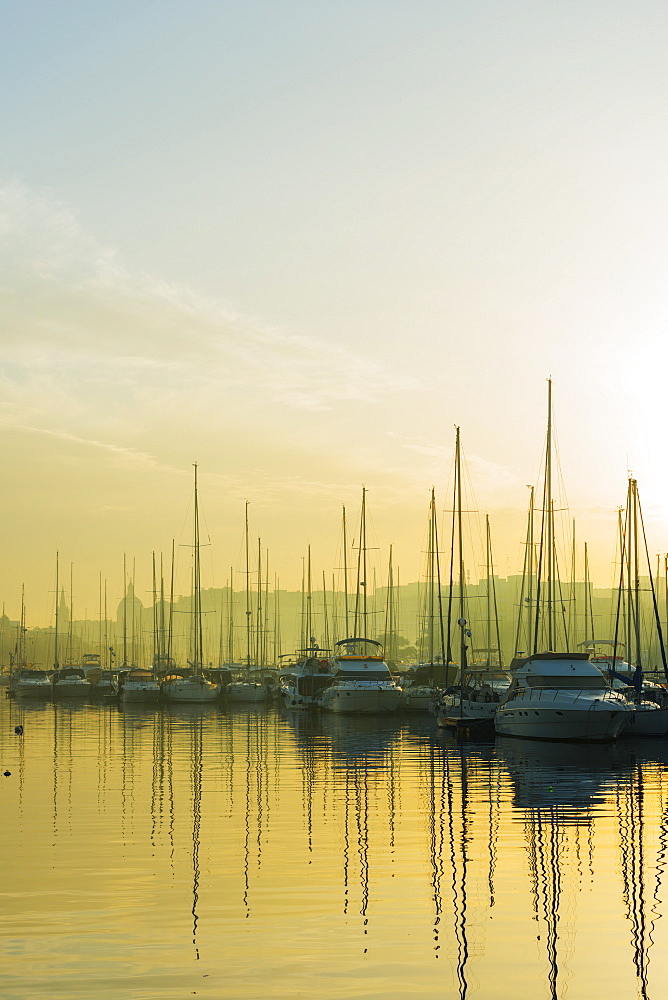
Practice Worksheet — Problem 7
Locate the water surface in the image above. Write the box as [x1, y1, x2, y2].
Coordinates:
[2, 697, 667, 999]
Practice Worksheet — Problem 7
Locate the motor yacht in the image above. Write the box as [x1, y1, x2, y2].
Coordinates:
[494, 652, 632, 742]
[317, 638, 402, 715]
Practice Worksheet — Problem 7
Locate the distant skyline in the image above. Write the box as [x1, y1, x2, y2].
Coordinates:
[2, 1, 668, 621]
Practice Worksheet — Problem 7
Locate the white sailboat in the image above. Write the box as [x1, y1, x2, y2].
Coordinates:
[163, 464, 220, 704]
[495, 381, 630, 741]
[435, 431, 509, 732]
[598, 476, 668, 737]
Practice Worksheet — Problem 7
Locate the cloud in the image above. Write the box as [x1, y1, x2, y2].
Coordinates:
[0, 178, 415, 433]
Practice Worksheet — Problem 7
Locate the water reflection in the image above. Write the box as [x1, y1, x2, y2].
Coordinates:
[3, 700, 668, 1000]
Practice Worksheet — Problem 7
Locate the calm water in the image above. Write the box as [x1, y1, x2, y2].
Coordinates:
[2, 696, 668, 1000]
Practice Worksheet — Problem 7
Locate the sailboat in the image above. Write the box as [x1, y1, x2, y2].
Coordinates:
[594, 476, 668, 736]
[436, 430, 510, 733]
[494, 381, 631, 741]
[226, 504, 270, 703]
[162, 465, 221, 704]
[318, 489, 401, 714]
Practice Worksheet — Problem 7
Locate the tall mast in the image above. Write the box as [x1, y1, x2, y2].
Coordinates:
[428, 489, 436, 664]
[533, 380, 555, 653]
[255, 537, 262, 667]
[306, 545, 312, 648]
[152, 552, 158, 668]
[54, 551, 60, 670]
[632, 479, 642, 671]
[274, 576, 281, 662]
[122, 554, 128, 667]
[98, 571, 103, 661]
[193, 463, 203, 672]
[455, 428, 465, 633]
[245, 501, 251, 669]
[322, 570, 330, 653]
[485, 515, 492, 666]
[228, 565, 235, 663]
[546, 379, 553, 649]
[361, 487, 368, 634]
[104, 580, 108, 670]
[342, 505, 349, 636]
[168, 540, 175, 667]
[569, 519, 577, 647]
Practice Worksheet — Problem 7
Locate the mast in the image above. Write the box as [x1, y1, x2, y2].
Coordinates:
[122, 554, 128, 667]
[384, 545, 394, 665]
[152, 552, 158, 670]
[342, 505, 349, 636]
[361, 487, 368, 634]
[533, 380, 556, 653]
[168, 540, 175, 667]
[228, 565, 235, 664]
[245, 501, 251, 669]
[68, 563, 74, 665]
[455, 429, 465, 640]
[306, 545, 312, 649]
[485, 515, 492, 667]
[192, 463, 203, 672]
[428, 489, 436, 665]
[255, 537, 262, 667]
[322, 570, 330, 653]
[54, 551, 60, 670]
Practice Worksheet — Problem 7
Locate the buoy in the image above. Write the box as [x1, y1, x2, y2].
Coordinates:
[3, 770, 11, 777]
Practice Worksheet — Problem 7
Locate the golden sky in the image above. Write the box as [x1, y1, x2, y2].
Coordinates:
[2, 2, 668, 623]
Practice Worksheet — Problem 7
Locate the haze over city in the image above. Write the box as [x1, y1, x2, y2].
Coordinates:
[2, 1, 668, 623]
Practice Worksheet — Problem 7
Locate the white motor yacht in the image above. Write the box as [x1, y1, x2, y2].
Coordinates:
[51, 667, 93, 698]
[119, 668, 162, 704]
[317, 638, 402, 715]
[15, 668, 52, 698]
[494, 652, 632, 742]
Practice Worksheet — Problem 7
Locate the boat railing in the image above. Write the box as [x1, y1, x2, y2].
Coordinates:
[507, 686, 617, 705]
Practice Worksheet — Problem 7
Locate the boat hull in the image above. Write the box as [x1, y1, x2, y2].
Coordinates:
[163, 678, 220, 703]
[225, 683, 268, 704]
[52, 682, 92, 698]
[122, 686, 161, 703]
[17, 682, 52, 698]
[319, 685, 401, 715]
[621, 705, 668, 737]
[494, 704, 629, 742]
[436, 695, 497, 728]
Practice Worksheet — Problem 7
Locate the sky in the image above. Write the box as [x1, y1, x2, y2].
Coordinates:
[2, 0, 668, 625]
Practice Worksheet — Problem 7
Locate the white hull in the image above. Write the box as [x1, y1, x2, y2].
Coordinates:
[52, 681, 92, 698]
[319, 685, 401, 715]
[436, 695, 497, 727]
[122, 685, 161, 703]
[495, 703, 629, 741]
[282, 687, 316, 710]
[400, 687, 436, 713]
[226, 683, 268, 703]
[17, 681, 52, 698]
[622, 705, 668, 737]
[163, 678, 220, 703]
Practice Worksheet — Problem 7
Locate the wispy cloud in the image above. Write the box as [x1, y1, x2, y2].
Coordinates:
[0, 179, 415, 429]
